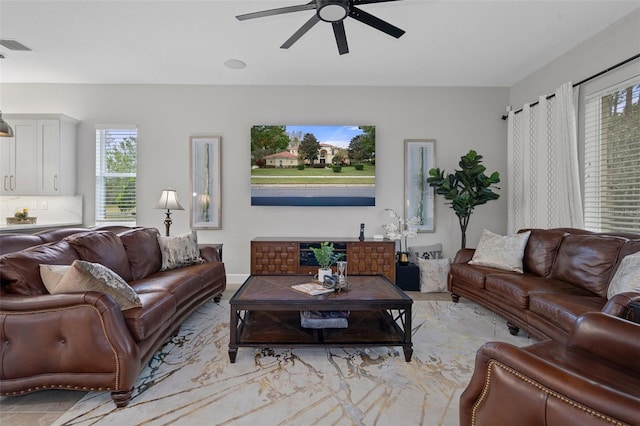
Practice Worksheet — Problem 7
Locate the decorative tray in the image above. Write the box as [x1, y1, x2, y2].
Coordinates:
[6, 217, 38, 225]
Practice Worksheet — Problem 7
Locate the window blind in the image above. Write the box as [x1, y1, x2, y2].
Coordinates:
[95, 127, 137, 224]
[583, 77, 640, 232]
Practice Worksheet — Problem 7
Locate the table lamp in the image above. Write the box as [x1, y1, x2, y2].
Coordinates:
[154, 188, 184, 236]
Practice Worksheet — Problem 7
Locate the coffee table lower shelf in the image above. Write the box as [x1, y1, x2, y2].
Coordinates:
[229, 309, 412, 363]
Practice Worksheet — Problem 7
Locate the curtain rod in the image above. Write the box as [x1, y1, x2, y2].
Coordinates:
[501, 52, 640, 120]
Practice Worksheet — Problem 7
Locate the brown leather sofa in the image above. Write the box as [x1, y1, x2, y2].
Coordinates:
[460, 312, 640, 425]
[0, 226, 226, 407]
[448, 228, 640, 341]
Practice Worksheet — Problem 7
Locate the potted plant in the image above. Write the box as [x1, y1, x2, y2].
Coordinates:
[310, 242, 344, 282]
[427, 150, 500, 248]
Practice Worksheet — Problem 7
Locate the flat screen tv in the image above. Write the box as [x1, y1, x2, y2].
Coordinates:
[251, 125, 376, 206]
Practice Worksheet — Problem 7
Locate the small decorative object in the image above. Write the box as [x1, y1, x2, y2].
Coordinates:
[337, 260, 348, 288]
[310, 242, 344, 283]
[427, 150, 500, 248]
[359, 223, 365, 241]
[383, 208, 420, 265]
[6, 208, 37, 225]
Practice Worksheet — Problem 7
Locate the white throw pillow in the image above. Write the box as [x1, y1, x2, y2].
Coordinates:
[417, 257, 451, 293]
[40, 264, 71, 289]
[468, 229, 531, 273]
[43, 260, 142, 310]
[607, 251, 640, 299]
[157, 231, 206, 271]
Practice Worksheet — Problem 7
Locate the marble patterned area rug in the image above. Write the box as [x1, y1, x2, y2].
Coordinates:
[54, 299, 534, 426]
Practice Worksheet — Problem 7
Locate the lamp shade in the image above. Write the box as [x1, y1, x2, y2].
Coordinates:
[154, 189, 184, 210]
[0, 111, 14, 138]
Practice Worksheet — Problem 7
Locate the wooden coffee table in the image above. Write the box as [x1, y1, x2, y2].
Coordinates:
[228, 274, 413, 363]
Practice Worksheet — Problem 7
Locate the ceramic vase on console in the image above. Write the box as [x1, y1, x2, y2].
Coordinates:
[317, 268, 332, 283]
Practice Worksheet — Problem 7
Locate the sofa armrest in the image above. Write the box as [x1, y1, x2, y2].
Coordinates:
[569, 312, 640, 373]
[0, 292, 140, 394]
[453, 248, 475, 264]
[199, 246, 221, 263]
[601, 291, 640, 317]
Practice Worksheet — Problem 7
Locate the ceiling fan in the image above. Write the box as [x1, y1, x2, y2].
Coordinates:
[236, 0, 405, 55]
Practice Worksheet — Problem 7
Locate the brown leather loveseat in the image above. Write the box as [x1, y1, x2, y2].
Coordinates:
[0, 226, 226, 407]
[448, 228, 640, 341]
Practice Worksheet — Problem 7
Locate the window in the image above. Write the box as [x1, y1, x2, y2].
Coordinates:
[583, 77, 640, 232]
[95, 127, 137, 224]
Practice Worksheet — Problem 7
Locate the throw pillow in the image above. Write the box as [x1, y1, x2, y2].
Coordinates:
[607, 251, 640, 299]
[44, 260, 142, 310]
[157, 231, 206, 271]
[469, 229, 531, 273]
[39, 264, 71, 289]
[417, 257, 451, 293]
[408, 244, 444, 264]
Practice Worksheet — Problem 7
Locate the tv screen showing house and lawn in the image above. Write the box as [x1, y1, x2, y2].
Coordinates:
[250, 125, 376, 206]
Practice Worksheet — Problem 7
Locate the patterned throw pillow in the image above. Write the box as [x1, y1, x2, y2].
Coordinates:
[157, 231, 206, 271]
[468, 229, 531, 273]
[39, 264, 71, 289]
[607, 251, 640, 299]
[42, 260, 142, 310]
[408, 244, 444, 264]
[417, 257, 451, 293]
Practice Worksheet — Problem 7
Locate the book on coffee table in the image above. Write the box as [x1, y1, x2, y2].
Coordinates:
[291, 282, 334, 296]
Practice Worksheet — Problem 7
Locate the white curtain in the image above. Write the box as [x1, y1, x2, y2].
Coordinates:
[507, 82, 584, 233]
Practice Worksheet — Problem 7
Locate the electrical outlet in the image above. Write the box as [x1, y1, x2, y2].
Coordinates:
[41, 201, 48, 210]
[30, 201, 38, 210]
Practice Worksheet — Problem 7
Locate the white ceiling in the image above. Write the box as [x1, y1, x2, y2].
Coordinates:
[1, 0, 639, 87]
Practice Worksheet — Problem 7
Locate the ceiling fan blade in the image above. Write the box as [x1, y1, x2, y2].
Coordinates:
[236, 1, 316, 21]
[281, 15, 321, 49]
[332, 21, 349, 55]
[352, 0, 403, 4]
[349, 6, 405, 39]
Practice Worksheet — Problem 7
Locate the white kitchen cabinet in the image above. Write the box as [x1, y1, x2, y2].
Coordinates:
[3, 114, 78, 195]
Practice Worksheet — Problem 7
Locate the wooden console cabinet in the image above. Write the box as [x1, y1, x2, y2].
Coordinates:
[251, 237, 396, 283]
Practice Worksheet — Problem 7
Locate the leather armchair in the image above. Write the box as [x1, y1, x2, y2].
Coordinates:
[460, 312, 640, 426]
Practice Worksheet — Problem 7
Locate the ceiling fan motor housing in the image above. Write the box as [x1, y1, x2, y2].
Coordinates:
[317, 0, 349, 22]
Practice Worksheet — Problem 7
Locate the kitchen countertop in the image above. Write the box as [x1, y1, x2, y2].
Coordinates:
[0, 221, 84, 233]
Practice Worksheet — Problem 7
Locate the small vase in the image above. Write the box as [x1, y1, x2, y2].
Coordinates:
[317, 268, 332, 283]
[397, 252, 409, 265]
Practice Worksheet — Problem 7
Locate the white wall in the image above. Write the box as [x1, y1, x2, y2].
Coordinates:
[509, 8, 640, 108]
[2, 83, 508, 281]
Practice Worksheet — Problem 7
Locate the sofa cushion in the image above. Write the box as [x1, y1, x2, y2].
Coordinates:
[131, 269, 205, 304]
[0, 240, 80, 295]
[44, 260, 142, 310]
[485, 274, 594, 309]
[521, 229, 566, 277]
[607, 251, 640, 299]
[549, 235, 626, 298]
[449, 263, 499, 289]
[469, 229, 531, 273]
[119, 227, 162, 280]
[157, 231, 205, 271]
[66, 231, 133, 282]
[528, 293, 606, 334]
[122, 291, 177, 342]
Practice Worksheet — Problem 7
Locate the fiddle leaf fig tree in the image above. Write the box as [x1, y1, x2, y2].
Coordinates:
[427, 150, 500, 248]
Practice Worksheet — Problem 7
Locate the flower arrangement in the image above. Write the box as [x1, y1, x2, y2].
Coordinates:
[383, 209, 420, 254]
[14, 208, 29, 220]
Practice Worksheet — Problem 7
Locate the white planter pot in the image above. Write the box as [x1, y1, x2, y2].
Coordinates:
[317, 268, 332, 283]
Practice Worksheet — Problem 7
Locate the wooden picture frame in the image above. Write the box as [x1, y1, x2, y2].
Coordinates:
[190, 135, 221, 229]
[404, 139, 435, 232]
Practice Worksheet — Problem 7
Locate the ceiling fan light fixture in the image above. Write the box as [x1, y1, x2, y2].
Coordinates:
[317, 0, 348, 22]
